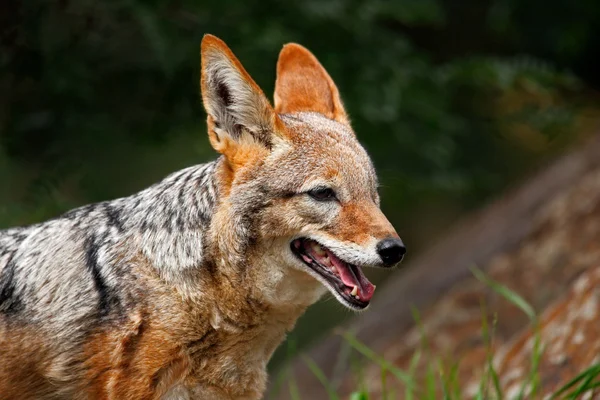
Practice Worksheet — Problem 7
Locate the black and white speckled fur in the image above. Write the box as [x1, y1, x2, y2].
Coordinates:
[0, 160, 219, 329]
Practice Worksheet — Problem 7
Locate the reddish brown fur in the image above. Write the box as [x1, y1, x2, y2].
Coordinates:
[275, 44, 348, 123]
[0, 326, 59, 399]
[333, 202, 399, 245]
[82, 313, 187, 399]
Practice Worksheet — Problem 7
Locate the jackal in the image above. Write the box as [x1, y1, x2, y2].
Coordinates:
[0, 34, 405, 399]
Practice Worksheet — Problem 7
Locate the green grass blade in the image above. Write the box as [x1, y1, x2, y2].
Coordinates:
[425, 363, 436, 399]
[411, 306, 430, 351]
[268, 366, 289, 400]
[550, 364, 600, 399]
[288, 370, 301, 400]
[341, 331, 415, 389]
[381, 364, 388, 400]
[286, 337, 301, 400]
[473, 266, 542, 400]
[349, 392, 370, 400]
[302, 354, 340, 400]
[566, 373, 596, 400]
[332, 330, 353, 389]
[471, 267, 536, 320]
[405, 349, 421, 400]
[489, 359, 502, 400]
[440, 359, 461, 400]
[482, 307, 502, 399]
[438, 360, 450, 400]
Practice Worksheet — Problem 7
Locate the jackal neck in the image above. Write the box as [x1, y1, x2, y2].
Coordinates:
[121, 160, 221, 284]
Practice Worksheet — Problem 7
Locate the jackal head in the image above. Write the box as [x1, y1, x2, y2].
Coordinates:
[201, 35, 405, 311]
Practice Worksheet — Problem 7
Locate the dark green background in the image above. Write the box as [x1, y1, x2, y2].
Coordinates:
[1, 0, 599, 367]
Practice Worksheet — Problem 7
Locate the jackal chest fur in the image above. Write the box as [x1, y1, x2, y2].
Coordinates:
[152, 271, 316, 399]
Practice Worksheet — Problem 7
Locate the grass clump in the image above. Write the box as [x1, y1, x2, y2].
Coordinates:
[271, 268, 600, 400]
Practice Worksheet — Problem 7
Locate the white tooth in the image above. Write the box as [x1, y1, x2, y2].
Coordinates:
[313, 243, 326, 256]
[351, 286, 358, 296]
[355, 295, 360, 300]
[322, 256, 331, 266]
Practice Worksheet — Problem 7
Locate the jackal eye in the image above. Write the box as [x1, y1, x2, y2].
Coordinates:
[308, 187, 337, 201]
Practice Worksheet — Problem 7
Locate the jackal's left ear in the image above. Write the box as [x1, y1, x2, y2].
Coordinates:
[201, 35, 285, 158]
[274, 44, 348, 124]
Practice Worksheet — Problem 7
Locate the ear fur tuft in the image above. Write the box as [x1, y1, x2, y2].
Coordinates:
[200, 34, 283, 154]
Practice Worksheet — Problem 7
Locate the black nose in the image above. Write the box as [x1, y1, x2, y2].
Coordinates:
[376, 237, 406, 266]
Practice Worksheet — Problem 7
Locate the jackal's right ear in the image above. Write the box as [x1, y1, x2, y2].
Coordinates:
[201, 35, 285, 161]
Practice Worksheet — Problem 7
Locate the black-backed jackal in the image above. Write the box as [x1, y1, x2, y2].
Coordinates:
[0, 35, 405, 399]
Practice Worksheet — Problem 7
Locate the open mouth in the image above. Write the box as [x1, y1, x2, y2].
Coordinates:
[291, 238, 376, 309]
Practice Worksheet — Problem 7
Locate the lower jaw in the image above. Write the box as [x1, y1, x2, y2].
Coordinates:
[335, 294, 369, 310]
[311, 270, 370, 309]
[340, 292, 370, 309]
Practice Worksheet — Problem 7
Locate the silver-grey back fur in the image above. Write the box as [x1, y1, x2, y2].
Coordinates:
[0, 159, 219, 332]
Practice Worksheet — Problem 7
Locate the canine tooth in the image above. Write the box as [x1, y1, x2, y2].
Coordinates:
[355, 295, 360, 300]
[350, 286, 358, 296]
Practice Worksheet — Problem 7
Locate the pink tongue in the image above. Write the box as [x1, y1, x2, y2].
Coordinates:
[327, 251, 375, 302]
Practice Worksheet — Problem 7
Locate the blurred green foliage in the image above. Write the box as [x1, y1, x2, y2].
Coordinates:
[1, 0, 599, 364]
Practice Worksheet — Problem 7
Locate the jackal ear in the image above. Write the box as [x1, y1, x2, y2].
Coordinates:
[201, 35, 285, 158]
[274, 43, 348, 124]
